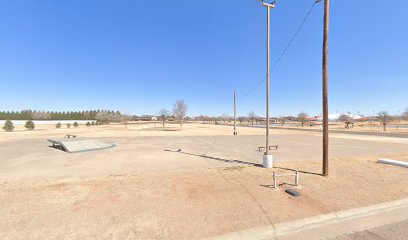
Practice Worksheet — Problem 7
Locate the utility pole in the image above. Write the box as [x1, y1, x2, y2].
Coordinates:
[322, 0, 330, 176]
[261, 0, 275, 168]
[233, 91, 237, 135]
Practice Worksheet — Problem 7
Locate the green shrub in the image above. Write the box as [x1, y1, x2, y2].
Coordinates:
[25, 120, 35, 130]
[73, 122, 79, 128]
[91, 121, 95, 126]
[66, 123, 71, 128]
[86, 122, 91, 126]
[2, 119, 14, 132]
[56, 122, 61, 128]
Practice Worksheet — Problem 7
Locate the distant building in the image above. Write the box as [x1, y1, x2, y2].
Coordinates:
[316, 113, 364, 122]
[307, 116, 320, 122]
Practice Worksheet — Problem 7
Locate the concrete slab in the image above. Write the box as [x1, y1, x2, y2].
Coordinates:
[378, 159, 408, 168]
[1, 133, 408, 182]
[48, 138, 115, 153]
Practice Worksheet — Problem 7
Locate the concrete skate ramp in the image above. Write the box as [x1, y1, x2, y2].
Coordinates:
[48, 138, 115, 153]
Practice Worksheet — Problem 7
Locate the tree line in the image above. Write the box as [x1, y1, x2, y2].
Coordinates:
[0, 110, 121, 121]
[192, 108, 408, 132]
[3, 106, 407, 132]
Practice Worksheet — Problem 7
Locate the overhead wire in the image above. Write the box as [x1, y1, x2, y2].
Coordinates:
[239, 0, 321, 100]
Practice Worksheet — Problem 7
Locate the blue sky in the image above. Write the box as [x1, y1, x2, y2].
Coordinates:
[0, 0, 407, 117]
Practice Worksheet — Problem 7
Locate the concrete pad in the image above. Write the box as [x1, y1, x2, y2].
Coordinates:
[1, 133, 408, 182]
[48, 138, 115, 153]
[378, 159, 408, 168]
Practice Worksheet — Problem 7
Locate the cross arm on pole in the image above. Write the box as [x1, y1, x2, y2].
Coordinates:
[262, 1, 276, 8]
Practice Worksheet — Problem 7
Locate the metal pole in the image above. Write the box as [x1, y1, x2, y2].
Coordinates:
[322, 0, 330, 176]
[273, 171, 277, 189]
[260, 1, 275, 168]
[266, 5, 270, 155]
[295, 170, 299, 186]
[262, 2, 274, 155]
[234, 91, 237, 135]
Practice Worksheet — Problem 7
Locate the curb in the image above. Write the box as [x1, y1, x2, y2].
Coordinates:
[208, 198, 408, 240]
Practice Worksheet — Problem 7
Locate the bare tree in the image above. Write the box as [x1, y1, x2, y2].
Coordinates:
[402, 108, 408, 121]
[238, 116, 245, 125]
[393, 115, 402, 129]
[32, 111, 51, 120]
[201, 115, 210, 123]
[297, 111, 309, 127]
[247, 111, 256, 125]
[338, 114, 353, 129]
[95, 111, 110, 123]
[278, 116, 286, 126]
[203, 115, 208, 122]
[95, 111, 121, 124]
[221, 113, 230, 124]
[378, 111, 391, 132]
[120, 114, 133, 129]
[158, 109, 170, 127]
[214, 116, 221, 124]
[173, 100, 188, 128]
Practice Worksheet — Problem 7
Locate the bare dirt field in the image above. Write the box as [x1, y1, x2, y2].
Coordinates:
[0, 123, 407, 239]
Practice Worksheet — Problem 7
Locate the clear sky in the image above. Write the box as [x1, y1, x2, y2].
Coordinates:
[0, 0, 407, 117]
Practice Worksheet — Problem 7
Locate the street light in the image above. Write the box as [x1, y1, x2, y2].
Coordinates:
[260, 0, 275, 168]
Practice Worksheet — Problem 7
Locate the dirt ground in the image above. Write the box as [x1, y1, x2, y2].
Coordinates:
[230, 120, 408, 134]
[1, 123, 408, 182]
[0, 122, 269, 142]
[0, 123, 407, 239]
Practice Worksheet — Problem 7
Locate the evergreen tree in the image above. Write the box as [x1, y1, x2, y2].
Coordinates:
[0, 111, 6, 120]
[66, 123, 71, 128]
[73, 122, 79, 128]
[86, 122, 91, 126]
[2, 119, 14, 132]
[25, 120, 35, 130]
[21, 110, 33, 120]
[56, 122, 61, 128]
[0, 109, 114, 120]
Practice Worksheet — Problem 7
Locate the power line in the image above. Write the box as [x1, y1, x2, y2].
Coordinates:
[238, 78, 265, 100]
[239, 1, 320, 100]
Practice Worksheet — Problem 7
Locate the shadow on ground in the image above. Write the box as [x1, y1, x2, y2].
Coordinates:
[164, 149, 263, 168]
[48, 145, 67, 152]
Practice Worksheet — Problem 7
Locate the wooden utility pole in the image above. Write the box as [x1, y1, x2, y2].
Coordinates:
[233, 91, 237, 135]
[322, 0, 330, 176]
